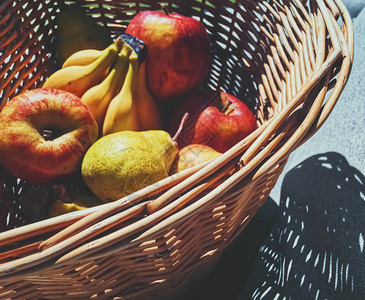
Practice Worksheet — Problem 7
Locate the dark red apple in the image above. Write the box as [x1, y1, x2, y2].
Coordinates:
[125, 10, 211, 100]
[0, 88, 98, 184]
[191, 91, 258, 153]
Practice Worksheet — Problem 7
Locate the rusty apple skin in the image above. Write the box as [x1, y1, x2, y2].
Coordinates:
[126, 10, 211, 100]
[0, 88, 98, 184]
[191, 92, 258, 153]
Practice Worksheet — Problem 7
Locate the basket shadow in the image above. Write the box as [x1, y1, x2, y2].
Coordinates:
[171, 197, 280, 299]
[237, 152, 365, 299]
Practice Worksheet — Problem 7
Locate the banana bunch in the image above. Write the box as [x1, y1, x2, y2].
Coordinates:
[102, 48, 162, 135]
[43, 38, 123, 97]
[43, 34, 162, 134]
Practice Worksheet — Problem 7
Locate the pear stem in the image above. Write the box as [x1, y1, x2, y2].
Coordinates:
[172, 112, 190, 143]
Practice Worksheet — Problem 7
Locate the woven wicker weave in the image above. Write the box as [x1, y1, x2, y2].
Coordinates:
[0, 0, 353, 299]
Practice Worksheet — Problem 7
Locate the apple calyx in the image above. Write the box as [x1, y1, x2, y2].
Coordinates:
[41, 128, 64, 141]
[42, 129, 54, 140]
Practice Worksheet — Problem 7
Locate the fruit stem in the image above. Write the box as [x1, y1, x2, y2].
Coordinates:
[161, 4, 170, 15]
[221, 100, 233, 115]
[172, 112, 190, 143]
[114, 36, 126, 52]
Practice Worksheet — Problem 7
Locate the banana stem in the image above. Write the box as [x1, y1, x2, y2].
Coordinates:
[114, 37, 125, 52]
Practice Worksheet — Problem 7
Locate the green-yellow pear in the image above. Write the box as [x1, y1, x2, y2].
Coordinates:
[81, 130, 178, 202]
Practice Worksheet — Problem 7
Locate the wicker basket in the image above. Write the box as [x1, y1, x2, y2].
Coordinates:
[0, 0, 353, 299]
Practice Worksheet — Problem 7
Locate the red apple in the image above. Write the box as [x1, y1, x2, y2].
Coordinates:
[125, 9, 211, 100]
[0, 88, 98, 184]
[191, 91, 258, 153]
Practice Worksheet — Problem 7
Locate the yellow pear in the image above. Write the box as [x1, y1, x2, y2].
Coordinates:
[81, 130, 178, 202]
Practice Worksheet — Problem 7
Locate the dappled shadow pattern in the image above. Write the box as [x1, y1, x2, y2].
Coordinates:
[239, 152, 365, 299]
[172, 197, 279, 300]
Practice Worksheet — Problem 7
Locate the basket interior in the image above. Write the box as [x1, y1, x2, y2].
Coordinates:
[0, 0, 343, 237]
[0, 0, 316, 115]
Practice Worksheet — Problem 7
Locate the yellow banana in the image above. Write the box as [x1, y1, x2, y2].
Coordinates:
[134, 61, 162, 131]
[62, 38, 124, 68]
[62, 48, 107, 68]
[81, 45, 131, 130]
[49, 193, 103, 218]
[72, 193, 104, 207]
[102, 50, 140, 136]
[49, 199, 89, 218]
[43, 41, 120, 98]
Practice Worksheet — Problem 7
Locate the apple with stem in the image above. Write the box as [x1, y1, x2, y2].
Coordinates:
[169, 90, 258, 153]
[125, 8, 211, 100]
[191, 91, 258, 153]
[0, 88, 98, 185]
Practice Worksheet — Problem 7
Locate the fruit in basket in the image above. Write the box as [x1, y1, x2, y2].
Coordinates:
[168, 88, 219, 148]
[62, 48, 110, 68]
[48, 199, 92, 218]
[49, 199, 90, 218]
[134, 61, 163, 131]
[59, 32, 161, 134]
[102, 49, 162, 136]
[170, 144, 222, 174]
[178, 91, 258, 153]
[62, 33, 147, 68]
[81, 130, 178, 202]
[121, 33, 162, 131]
[0, 88, 98, 184]
[102, 49, 140, 135]
[49, 188, 104, 217]
[81, 44, 132, 130]
[125, 9, 211, 100]
[43, 38, 123, 98]
[55, 6, 114, 66]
